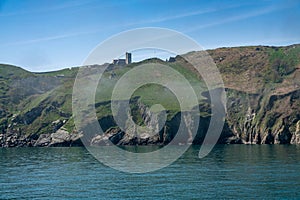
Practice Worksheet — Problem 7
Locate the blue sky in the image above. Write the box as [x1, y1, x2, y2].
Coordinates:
[0, 0, 300, 71]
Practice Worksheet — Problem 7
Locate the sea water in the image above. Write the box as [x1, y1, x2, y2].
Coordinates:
[1, 145, 300, 199]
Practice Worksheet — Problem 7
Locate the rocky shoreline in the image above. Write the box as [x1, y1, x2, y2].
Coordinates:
[0, 129, 83, 147]
[1, 124, 300, 148]
[2, 89, 300, 147]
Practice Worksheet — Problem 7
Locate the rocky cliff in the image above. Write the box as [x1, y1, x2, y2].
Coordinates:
[0, 44, 299, 147]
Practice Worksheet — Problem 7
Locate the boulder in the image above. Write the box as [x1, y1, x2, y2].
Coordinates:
[50, 129, 70, 145]
[34, 129, 83, 147]
[34, 134, 51, 147]
[49, 129, 83, 147]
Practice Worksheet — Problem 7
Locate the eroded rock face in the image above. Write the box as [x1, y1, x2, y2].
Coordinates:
[291, 121, 300, 144]
[0, 128, 32, 147]
[224, 89, 300, 144]
[274, 125, 292, 144]
[89, 101, 214, 146]
[90, 128, 125, 146]
[34, 129, 83, 147]
[1, 89, 300, 147]
[261, 130, 274, 144]
[50, 129, 70, 145]
[34, 134, 51, 147]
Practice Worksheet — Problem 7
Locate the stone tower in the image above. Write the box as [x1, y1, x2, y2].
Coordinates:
[126, 52, 132, 64]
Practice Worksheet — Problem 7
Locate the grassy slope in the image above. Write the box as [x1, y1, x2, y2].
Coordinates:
[207, 44, 300, 93]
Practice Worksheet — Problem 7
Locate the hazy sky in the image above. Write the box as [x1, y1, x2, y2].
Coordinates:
[0, 0, 300, 71]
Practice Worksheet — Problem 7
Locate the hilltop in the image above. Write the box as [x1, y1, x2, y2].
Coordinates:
[0, 44, 300, 147]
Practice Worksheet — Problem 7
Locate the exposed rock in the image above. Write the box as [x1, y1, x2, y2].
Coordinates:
[34, 129, 83, 147]
[224, 88, 300, 145]
[274, 125, 292, 144]
[261, 130, 274, 144]
[291, 121, 300, 144]
[49, 129, 83, 147]
[91, 128, 125, 146]
[224, 136, 243, 144]
[49, 129, 70, 146]
[51, 119, 65, 132]
[34, 134, 51, 147]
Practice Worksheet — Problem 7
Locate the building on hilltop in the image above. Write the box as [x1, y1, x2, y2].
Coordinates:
[168, 57, 176, 62]
[126, 52, 132, 64]
[113, 59, 126, 66]
[112, 52, 132, 66]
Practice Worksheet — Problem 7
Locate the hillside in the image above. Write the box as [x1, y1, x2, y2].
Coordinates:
[0, 44, 300, 147]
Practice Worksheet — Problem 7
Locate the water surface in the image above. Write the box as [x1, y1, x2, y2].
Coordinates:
[1, 145, 300, 199]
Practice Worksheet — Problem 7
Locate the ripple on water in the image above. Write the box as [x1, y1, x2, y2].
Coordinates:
[1, 145, 300, 199]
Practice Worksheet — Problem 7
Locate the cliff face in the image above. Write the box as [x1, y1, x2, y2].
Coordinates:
[207, 44, 300, 144]
[224, 88, 300, 144]
[0, 44, 300, 147]
[90, 100, 207, 146]
[0, 65, 80, 147]
[89, 88, 300, 146]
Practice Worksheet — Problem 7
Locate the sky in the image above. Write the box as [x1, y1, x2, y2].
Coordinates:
[0, 0, 300, 72]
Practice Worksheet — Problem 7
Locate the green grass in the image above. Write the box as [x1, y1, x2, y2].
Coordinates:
[266, 45, 300, 82]
[19, 91, 52, 114]
[0, 64, 33, 79]
[63, 117, 75, 133]
[95, 59, 206, 113]
[34, 67, 79, 78]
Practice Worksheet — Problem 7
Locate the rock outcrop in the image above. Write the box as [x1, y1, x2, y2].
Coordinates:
[0, 127, 82, 147]
[34, 129, 83, 147]
[223, 88, 300, 144]
[291, 121, 300, 144]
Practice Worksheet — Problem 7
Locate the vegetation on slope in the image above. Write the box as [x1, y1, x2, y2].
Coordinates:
[0, 44, 300, 146]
